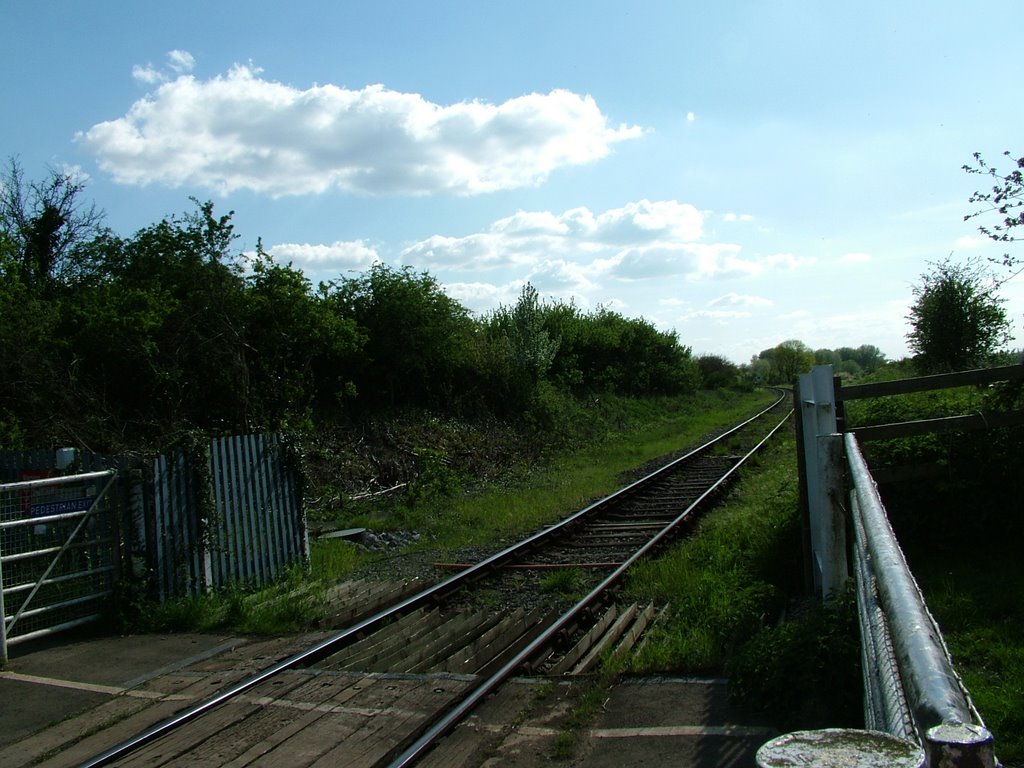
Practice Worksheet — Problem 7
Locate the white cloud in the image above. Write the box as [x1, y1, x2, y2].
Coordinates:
[80, 63, 643, 197]
[266, 240, 380, 272]
[166, 50, 195, 73]
[402, 199, 705, 273]
[659, 297, 689, 307]
[839, 251, 872, 264]
[528, 258, 599, 292]
[131, 64, 164, 85]
[722, 212, 754, 223]
[954, 235, 987, 249]
[762, 252, 817, 271]
[708, 292, 773, 308]
[60, 164, 90, 184]
[400, 200, 815, 289]
[687, 308, 752, 320]
[131, 50, 196, 86]
[442, 281, 516, 313]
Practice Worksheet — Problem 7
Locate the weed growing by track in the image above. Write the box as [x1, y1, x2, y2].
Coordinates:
[623, 429, 863, 731]
[127, 389, 774, 635]
[539, 567, 585, 598]
[363, 389, 777, 553]
[126, 566, 327, 635]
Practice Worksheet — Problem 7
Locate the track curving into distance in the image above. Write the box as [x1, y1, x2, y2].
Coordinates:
[78, 391, 791, 768]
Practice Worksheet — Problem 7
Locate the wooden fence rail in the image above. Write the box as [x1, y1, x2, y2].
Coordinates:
[837, 363, 1024, 441]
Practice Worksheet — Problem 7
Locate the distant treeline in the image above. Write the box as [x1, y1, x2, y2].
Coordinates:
[1, 187, 710, 452]
[742, 340, 888, 385]
[2, 163, 898, 452]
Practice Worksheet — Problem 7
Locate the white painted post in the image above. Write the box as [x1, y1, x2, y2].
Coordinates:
[799, 365, 847, 600]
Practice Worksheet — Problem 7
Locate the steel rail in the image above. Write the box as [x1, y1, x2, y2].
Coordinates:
[388, 407, 793, 767]
[76, 392, 787, 768]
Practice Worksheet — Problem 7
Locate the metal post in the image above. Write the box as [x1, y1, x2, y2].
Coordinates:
[819, 433, 848, 598]
[925, 723, 996, 768]
[0, 538, 7, 665]
[799, 364, 843, 599]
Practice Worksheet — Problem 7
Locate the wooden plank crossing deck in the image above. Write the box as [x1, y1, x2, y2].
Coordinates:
[114, 671, 472, 767]
[24, 665, 476, 768]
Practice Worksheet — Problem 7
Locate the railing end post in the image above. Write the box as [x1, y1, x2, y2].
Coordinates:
[925, 723, 996, 768]
[757, 729, 925, 767]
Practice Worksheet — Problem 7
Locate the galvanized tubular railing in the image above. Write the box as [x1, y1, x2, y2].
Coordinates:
[845, 433, 997, 768]
[1, 470, 119, 664]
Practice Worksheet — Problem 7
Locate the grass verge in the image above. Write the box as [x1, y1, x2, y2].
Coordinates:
[623, 428, 863, 732]
[125, 389, 775, 636]
[374, 389, 778, 552]
[906, 539, 1024, 763]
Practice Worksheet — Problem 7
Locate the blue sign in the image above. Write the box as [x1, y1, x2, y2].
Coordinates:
[28, 497, 94, 518]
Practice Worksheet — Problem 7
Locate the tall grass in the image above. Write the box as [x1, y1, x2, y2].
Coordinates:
[625, 433, 802, 673]
[381, 390, 777, 551]
[128, 566, 326, 635]
[914, 549, 1024, 761]
[624, 431, 863, 730]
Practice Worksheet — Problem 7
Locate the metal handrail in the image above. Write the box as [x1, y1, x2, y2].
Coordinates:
[845, 433, 996, 766]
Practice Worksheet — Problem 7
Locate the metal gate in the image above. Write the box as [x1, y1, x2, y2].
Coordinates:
[0, 470, 118, 663]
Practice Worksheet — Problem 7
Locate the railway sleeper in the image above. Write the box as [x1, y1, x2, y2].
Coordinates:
[397, 609, 531, 675]
[443, 607, 549, 675]
[323, 607, 437, 670]
[544, 602, 658, 676]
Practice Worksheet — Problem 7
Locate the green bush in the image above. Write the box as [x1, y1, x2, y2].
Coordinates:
[727, 589, 862, 731]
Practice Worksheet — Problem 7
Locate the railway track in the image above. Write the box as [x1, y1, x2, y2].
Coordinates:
[77, 392, 791, 768]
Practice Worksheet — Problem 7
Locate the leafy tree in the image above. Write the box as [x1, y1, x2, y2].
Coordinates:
[486, 284, 560, 386]
[58, 200, 251, 446]
[813, 345, 885, 377]
[850, 344, 886, 372]
[744, 355, 772, 385]
[0, 231, 63, 445]
[328, 264, 477, 411]
[548, 307, 697, 396]
[244, 243, 364, 427]
[906, 257, 1011, 373]
[0, 158, 104, 287]
[696, 354, 740, 389]
[483, 284, 563, 414]
[964, 150, 1023, 281]
[769, 340, 814, 384]
[814, 348, 841, 367]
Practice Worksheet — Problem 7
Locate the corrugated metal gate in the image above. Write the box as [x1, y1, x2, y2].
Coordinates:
[0, 433, 307, 629]
[148, 433, 307, 599]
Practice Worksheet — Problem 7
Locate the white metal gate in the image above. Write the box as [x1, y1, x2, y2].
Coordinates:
[0, 470, 118, 663]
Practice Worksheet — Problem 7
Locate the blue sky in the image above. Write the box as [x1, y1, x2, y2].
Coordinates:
[4, 1, 1023, 363]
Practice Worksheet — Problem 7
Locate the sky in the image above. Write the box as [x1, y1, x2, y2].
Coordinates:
[4, 1, 1024, 364]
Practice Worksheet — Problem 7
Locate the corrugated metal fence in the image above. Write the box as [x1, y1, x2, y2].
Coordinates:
[1, 433, 307, 604]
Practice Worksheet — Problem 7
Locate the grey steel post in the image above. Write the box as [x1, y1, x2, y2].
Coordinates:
[799, 364, 843, 599]
[0, 537, 7, 665]
[818, 432, 848, 599]
[925, 723, 996, 768]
